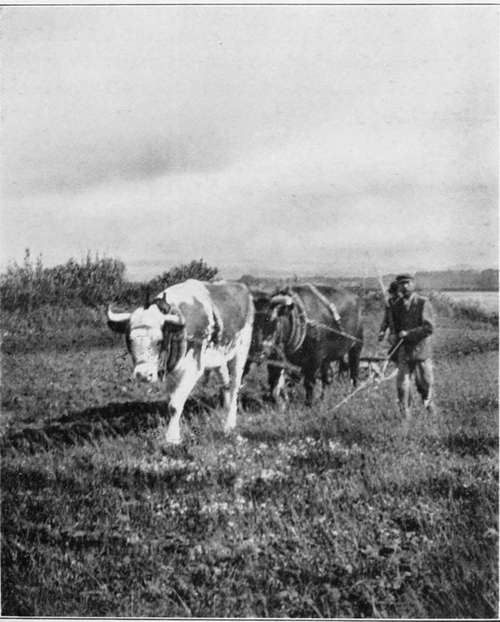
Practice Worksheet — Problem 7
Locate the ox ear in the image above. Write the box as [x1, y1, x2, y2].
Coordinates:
[107, 307, 131, 334]
[154, 293, 172, 315]
[161, 301, 186, 328]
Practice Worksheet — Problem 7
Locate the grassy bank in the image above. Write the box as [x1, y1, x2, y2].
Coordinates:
[1, 295, 498, 617]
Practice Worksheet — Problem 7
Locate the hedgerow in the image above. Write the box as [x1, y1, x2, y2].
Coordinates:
[0, 250, 126, 312]
[0, 251, 218, 312]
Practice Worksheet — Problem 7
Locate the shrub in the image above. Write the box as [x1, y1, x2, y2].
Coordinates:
[148, 259, 218, 293]
[0, 250, 126, 312]
[0, 253, 219, 312]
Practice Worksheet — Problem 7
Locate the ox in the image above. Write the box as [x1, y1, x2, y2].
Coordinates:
[250, 283, 363, 406]
[107, 279, 254, 444]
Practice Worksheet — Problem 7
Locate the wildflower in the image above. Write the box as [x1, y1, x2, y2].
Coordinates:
[328, 440, 340, 452]
[233, 477, 244, 491]
[259, 468, 283, 481]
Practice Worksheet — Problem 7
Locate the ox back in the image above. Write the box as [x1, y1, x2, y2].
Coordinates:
[204, 281, 254, 348]
[289, 284, 362, 357]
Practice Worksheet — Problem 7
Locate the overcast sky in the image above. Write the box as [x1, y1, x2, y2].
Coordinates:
[2, 5, 498, 279]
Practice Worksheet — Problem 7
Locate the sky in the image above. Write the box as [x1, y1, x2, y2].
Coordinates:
[2, 5, 498, 280]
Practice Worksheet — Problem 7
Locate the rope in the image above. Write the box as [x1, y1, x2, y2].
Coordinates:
[306, 319, 363, 344]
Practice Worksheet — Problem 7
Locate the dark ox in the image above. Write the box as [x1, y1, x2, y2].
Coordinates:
[107, 279, 254, 444]
[249, 284, 363, 406]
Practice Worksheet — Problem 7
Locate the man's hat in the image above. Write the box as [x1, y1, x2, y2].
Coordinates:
[396, 273, 414, 283]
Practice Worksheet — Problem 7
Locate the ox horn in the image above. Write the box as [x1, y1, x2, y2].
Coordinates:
[270, 294, 294, 306]
[107, 307, 131, 334]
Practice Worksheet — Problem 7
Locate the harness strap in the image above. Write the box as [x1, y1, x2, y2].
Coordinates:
[305, 283, 341, 323]
[286, 293, 308, 352]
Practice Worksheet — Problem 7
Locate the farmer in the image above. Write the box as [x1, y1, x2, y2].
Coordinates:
[377, 280, 400, 343]
[391, 273, 436, 419]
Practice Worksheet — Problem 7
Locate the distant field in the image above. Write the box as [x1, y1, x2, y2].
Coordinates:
[441, 290, 498, 314]
[1, 299, 498, 617]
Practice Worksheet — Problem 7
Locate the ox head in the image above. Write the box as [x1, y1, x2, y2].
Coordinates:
[107, 292, 185, 383]
[250, 288, 295, 360]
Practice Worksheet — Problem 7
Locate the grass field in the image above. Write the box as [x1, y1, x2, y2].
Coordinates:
[1, 301, 498, 617]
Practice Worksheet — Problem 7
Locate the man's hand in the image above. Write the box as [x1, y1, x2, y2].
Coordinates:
[398, 330, 408, 339]
[377, 331, 385, 342]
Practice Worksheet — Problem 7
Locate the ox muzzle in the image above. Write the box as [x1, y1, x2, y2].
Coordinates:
[133, 364, 160, 384]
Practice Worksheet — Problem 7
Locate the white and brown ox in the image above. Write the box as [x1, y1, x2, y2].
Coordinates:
[107, 279, 254, 444]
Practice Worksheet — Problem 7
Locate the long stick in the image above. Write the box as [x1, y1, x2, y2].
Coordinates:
[330, 339, 403, 413]
[370, 253, 389, 306]
[380, 338, 403, 375]
[330, 377, 375, 412]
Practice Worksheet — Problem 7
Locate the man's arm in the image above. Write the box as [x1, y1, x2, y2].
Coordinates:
[378, 307, 389, 338]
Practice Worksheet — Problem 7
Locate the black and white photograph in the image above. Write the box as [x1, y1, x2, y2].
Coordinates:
[1, 2, 498, 618]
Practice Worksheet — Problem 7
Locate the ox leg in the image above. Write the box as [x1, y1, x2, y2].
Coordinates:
[320, 360, 334, 399]
[268, 366, 286, 410]
[304, 372, 316, 407]
[215, 363, 232, 412]
[223, 348, 248, 433]
[165, 353, 203, 445]
[348, 344, 362, 387]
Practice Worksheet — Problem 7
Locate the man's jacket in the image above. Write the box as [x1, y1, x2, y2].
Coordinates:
[391, 293, 434, 360]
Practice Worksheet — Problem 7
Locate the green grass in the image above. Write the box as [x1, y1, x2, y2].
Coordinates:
[1, 306, 498, 617]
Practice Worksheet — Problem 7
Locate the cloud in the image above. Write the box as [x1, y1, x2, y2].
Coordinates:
[2, 114, 496, 277]
[3, 5, 497, 195]
[1, 6, 497, 277]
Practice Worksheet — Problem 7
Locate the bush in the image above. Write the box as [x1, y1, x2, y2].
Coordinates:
[0, 253, 219, 312]
[148, 259, 218, 294]
[0, 250, 126, 312]
[111, 259, 219, 308]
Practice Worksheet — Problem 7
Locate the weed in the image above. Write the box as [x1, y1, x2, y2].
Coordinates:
[1, 265, 498, 617]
